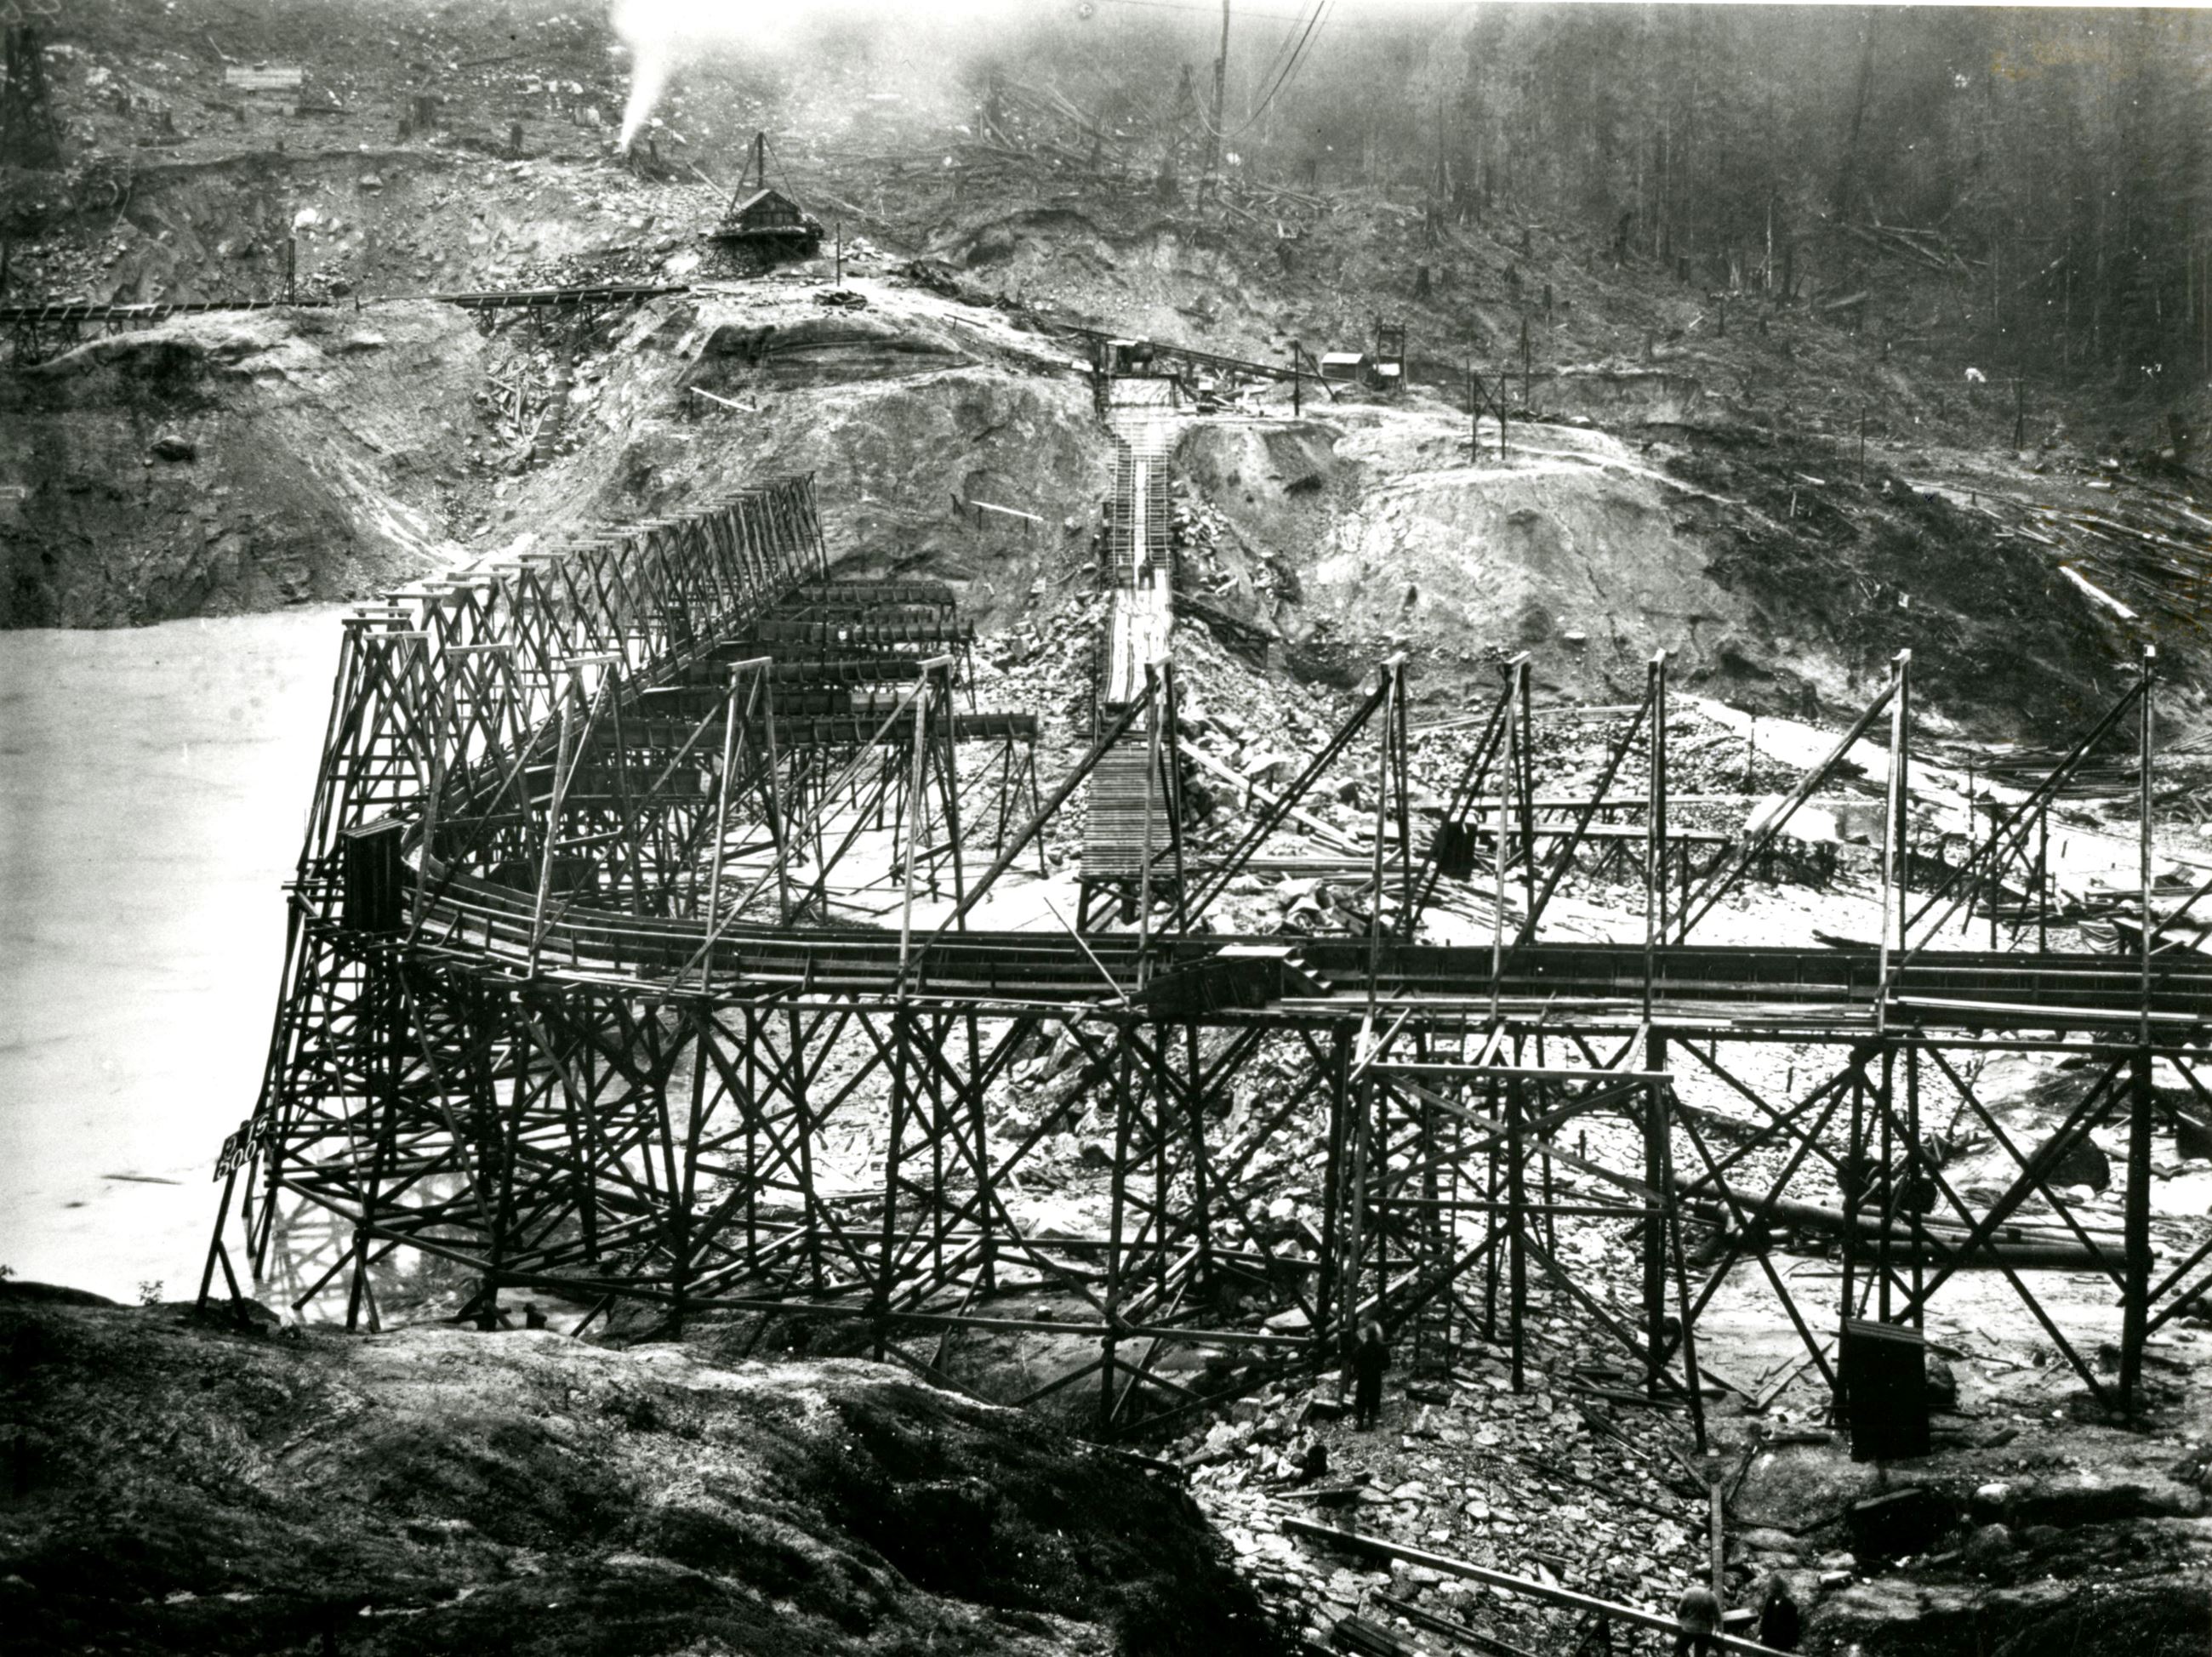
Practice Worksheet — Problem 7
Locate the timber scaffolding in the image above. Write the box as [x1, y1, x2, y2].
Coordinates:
[1061, 319, 1337, 412]
[200, 468, 2212, 1441]
[1079, 373, 1184, 931]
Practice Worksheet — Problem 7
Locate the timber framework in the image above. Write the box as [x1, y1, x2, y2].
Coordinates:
[202, 462, 2212, 1444]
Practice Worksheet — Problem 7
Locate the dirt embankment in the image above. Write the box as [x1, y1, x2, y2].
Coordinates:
[0, 1282, 1286, 1657]
[457, 282, 1109, 636]
[0, 302, 480, 626]
[1172, 406, 2129, 736]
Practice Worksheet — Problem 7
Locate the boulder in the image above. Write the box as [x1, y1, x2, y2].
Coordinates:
[1962, 1523, 2016, 1578]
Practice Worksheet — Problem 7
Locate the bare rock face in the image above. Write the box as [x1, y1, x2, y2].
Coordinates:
[0, 305, 477, 626]
[1177, 409, 1768, 706]
[0, 1285, 1286, 1657]
[684, 312, 969, 389]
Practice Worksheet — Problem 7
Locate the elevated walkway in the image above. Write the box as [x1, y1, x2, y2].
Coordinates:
[1081, 379, 1189, 922]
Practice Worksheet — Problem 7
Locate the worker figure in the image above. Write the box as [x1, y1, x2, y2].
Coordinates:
[1757, 1575, 1800, 1654]
[1349, 1319, 1389, 1430]
[1673, 1582, 1722, 1657]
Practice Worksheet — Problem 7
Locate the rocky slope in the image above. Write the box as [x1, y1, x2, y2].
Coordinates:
[0, 1281, 1286, 1657]
[4, 0, 2186, 740]
[0, 301, 479, 625]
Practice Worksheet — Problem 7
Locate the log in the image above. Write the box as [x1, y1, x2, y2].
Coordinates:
[2056, 565, 2139, 622]
[1282, 1520, 1794, 1657]
[1675, 1183, 2117, 1271]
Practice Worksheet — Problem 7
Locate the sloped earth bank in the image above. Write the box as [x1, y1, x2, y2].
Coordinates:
[0, 145, 2135, 734]
[1176, 408, 2124, 734]
[496, 282, 1109, 634]
[0, 134, 2136, 737]
[0, 303, 481, 626]
[0, 1283, 1286, 1657]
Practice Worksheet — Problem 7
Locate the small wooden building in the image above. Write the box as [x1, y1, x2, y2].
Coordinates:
[710, 186, 822, 258]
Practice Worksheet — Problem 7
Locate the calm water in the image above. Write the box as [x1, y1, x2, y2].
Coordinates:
[0, 611, 339, 1301]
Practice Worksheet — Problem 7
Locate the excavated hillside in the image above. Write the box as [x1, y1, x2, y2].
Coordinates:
[0, 300, 477, 624]
[0, 0, 2196, 738]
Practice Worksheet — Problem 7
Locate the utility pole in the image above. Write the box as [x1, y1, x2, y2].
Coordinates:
[1204, 0, 1229, 198]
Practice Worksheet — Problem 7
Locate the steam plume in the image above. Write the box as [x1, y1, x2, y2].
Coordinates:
[612, 0, 694, 151]
[609, 0, 1027, 153]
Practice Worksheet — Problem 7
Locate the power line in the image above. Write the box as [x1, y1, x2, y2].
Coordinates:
[1243, 0, 1321, 91]
[1195, 0, 1332, 143]
[1236, 0, 1331, 135]
[1090, 0, 1391, 31]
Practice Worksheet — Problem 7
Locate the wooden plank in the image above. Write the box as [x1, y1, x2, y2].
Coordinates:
[223, 65, 305, 90]
[1281, 1520, 1793, 1657]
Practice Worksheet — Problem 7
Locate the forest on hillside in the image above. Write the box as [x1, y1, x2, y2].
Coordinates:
[966, 3, 2210, 401]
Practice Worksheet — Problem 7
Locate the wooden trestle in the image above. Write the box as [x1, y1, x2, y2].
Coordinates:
[202, 469, 2212, 1443]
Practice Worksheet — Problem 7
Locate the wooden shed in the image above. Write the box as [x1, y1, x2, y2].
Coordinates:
[712, 186, 822, 253]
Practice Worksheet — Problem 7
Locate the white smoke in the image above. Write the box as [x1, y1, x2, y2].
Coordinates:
[608, 0, 1028, 153]
[611, 0, 700, 152]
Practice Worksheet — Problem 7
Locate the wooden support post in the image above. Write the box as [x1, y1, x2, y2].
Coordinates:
[1507, 1064, 1529, 1392]
[2123, 644, 2157, 1413]
[790, 1005, 825, 1292]
[1876, 651, 1909, 1023]
[344, 952, 403, 1335]
[1318, 1026, 1350, 1374]
[1877, 1045, 1896, 1320]
[1491, 686, 1511, 1024]
[1102, 1033, 1136, 1427]
[1187, 1020, 1213, 1297]
[2122, 1045, 2153, 1412]
[1839, 1062, 1864, 1413]
[1645, 652, 1668, 999]
[875, 1010, 910, 1362]
[527, 672, 580, 980]
[1907, 1044, 1925, 1325]
[197, 1162, 243, 1313]
[1516, 670, 1540, 926]
[1368, 661, 1398, 1010]
[1707, 1475, 1726, 1599]
[1644, 1028, 1670, 1398]
[897, 676, 932, 976]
